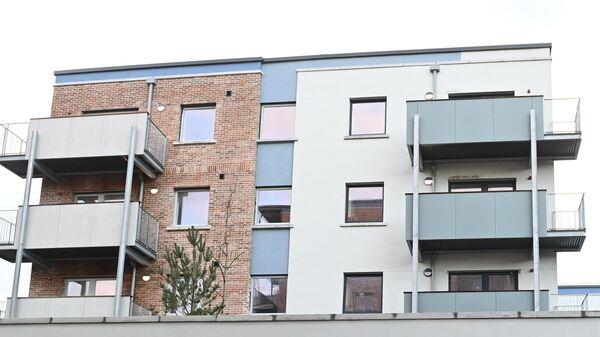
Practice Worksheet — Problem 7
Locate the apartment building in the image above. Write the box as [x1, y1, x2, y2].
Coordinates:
[0, 43, 586, 318]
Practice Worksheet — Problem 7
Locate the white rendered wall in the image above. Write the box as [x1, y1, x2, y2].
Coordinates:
[288, 51, 554, 314]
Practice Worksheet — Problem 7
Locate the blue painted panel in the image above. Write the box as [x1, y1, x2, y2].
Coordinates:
[496, 291, 533, 311]
[418, 292, 455, 313]
[251, 229, 290, 275]
[559, 287, 600, 295]
[256, 142, 294, 187]
[456, 292, 496, 312]
[493, 97, 532, 141]
[455, 193, 495, 238]
[455, 99, 494, 142]
[261, 53, 460, 103]
[55, 62, 262, 84]
[405, 291, 549, 313]
[495, 191, 532, 238]
[419, 194, 455, 239]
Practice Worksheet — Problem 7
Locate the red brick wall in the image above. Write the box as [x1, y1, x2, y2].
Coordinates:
[30, 73, 261, 314]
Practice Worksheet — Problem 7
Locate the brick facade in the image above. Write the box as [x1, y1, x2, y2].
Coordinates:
[30, 73, 262, 314]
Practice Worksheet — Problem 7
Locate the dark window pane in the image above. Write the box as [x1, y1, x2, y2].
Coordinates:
[177, 190, 210, 226]
[256, 189, 292, 224]
[344, 275, 382, 313]
[449, 179, 516, 192]
[76, 196, 99, 204]
[346, 185, 383, 222]
[260, 105, 296, 139]
[350, 101, 386, 135]
[252, 277, 287, 313]
[450, 274, 483, 291]
[180, 107, 216, 141]
[103, 194, 125, 202]
[488, 274, 517, 291]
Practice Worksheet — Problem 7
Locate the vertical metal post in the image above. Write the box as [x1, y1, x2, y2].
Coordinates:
[146, 78, 155, 114]
[129, 262, 137, 316]
[114, 127, 137, 316]
[411, 115, 420, 313]
[530, 109, 540, 311]
[9, 131, 38, 318]
[430, 65, 440, 99]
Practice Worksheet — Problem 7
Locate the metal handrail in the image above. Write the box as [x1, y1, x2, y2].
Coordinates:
[0, 123, 28, 156]
[144, 118, 167, 168]
[136, 207, 159, 254]
[543, 98, 581, 135]
[547, 193, 585, 231]
[0, 210, 17, 245]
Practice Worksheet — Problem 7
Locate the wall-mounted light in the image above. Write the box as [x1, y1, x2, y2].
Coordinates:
[424, 92, 435, 100]
[142, 275, 151, 282]
[424, 177, 434, 186]
[157, 105, 166, 112]
[423, 268, 433, 277]
[150, 187, 159, 195]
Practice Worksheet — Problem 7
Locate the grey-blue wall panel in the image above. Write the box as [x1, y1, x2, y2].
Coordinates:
[261, 53, 460, 103]
[251, 229, 290, 275]
[256, 142, 294, 187]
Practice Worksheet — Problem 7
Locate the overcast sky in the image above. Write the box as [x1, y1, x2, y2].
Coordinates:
[0, 0, 598, 300]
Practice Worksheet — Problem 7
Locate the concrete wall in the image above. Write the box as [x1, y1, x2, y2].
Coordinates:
[288, 51, 555, 314]
[27, 113, 148, 159]
[2, 312, 600, 337]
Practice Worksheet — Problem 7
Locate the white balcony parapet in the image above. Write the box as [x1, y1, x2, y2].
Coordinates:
[4, 296, 151, 318]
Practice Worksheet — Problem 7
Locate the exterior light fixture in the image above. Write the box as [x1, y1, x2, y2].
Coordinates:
[423, 268, 433, 277]
[424, 177, 434, 186]
[142, 275, 151, 282]
[157, 105, 166, 112]
[150, 187, 159, 195]
[424, 91, 435, 100]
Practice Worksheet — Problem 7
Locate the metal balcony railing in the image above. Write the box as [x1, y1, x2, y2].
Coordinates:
[0, 123, 28, 156]
[543, 98, 581, 135]
[145, 118, 167, 168]
[547, 193, 585, 231]
[137, 207, 159, 254]
[0, 210, 17, 245]
[0, 299, 6, 318]
[551, 294, 600, 311]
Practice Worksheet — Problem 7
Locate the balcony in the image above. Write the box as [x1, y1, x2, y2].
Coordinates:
[403, 291, 549, 313]
[5, 296, 151, 318]
[0, 202, 159, 265]
[406, 96, 581, 163]
[0, 112, 167, 179]
[405, 191, 585, 252]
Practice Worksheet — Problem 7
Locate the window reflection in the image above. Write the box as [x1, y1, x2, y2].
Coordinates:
[350, 100, 386, 135]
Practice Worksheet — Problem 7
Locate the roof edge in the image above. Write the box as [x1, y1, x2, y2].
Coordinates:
[54, 43, 552, 76]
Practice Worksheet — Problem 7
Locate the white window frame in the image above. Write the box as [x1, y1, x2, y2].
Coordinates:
[64, 277, 117, 297]
[74, 192, 125, 203]
[259, 103, 296, 140]
[172, 189, 211, 228]
[249, 275, 288, 314]
[179, 106, 217, 142]
[254, 187, 292, 226]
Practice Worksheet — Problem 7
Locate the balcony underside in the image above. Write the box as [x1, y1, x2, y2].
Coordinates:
[408, 137, 581, 163]
[407, 232, 585, 253]
[0, 152, 162, 179]
[0, 244, 156, 266]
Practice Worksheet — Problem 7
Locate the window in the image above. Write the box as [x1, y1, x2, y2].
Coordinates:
[448, 91, 515, 100]
[255, 188, 292, 225]
[75, 192, 125, 203]
[346, 184, 384, 223]
[65, 278, 117, 296]
[343, 274, 383, 313]
[82, 107, 139, 114]
[449, 271, 518, 292]
[350, 99, 386, 135]
[251, 276, 287, 313]
[260, 105, 296, 140]
[448, 179, 516, 193]
[174, 190, 210, 226]
[180, 106, 216, 142]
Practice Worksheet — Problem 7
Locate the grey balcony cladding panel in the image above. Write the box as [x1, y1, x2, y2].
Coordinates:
[406, 96, 544, 145]
[256, 142, 294, 187]
[406, 191, 547, 241]
[403, 291, 550, 313]
[251, 229, 290, 275]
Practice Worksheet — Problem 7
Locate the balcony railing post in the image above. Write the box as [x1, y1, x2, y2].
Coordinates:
[530, 109, 540, 312]
[9, 131, 37, 318]
[114, 127, 137, 317]
[411, 114, 420, 314]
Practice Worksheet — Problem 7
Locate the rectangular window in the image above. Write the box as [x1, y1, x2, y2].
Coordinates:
[256, 188, 292, 225]
[174, 190, 210, 226]
[448, 91, 515, 100]
[75, 192, 125, 203]
[260, 105, 296, 140]
[346, 184, 384, 223]
[180, 106, 216, 142]
[448, 179, 516, 193]
[251, 276, 287, 313]
[350, 98, 386, 135]
[449, 271, 518, 292]
[343, 273, 383, 313]
[65, 278, 117, 296]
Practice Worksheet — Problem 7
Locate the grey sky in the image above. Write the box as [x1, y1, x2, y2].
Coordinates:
[0, 0, 598, 300]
